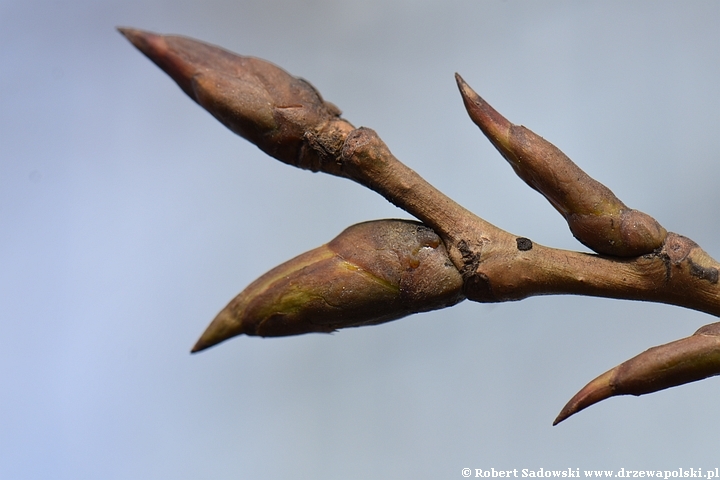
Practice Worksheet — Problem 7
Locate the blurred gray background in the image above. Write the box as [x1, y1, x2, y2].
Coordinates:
[2, 1, 720, 478]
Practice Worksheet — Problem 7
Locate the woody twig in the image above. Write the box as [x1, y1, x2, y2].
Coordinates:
[120, 28, 720, 424]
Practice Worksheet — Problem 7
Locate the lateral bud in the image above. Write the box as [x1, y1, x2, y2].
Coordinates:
[192, 219, 465, 352]
[554, 322, 720, 425]
[456, 74, 666, 257]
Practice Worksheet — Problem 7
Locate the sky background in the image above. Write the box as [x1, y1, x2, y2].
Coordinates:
[3, 1, 720, 478]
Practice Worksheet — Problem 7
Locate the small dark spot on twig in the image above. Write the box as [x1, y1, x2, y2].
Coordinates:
[688, 260, 719, 284]
[516, 237, 533, 251]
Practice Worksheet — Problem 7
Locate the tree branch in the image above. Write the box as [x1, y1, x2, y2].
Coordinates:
[119, 28, 720, 424]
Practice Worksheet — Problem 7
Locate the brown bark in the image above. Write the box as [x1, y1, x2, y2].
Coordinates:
[120, 28, 720, 424]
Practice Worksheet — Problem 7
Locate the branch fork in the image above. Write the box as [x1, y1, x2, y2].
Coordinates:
[120, 28, 720, 424]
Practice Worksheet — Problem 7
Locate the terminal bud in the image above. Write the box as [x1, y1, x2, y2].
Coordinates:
[118, 28, 350, 175]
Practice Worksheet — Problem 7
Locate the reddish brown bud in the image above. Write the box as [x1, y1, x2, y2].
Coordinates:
[554, 322, 720, 425]
[456, 74, 667, 257]
[191, 220, 465, 352]
[118, 28, 351, 175]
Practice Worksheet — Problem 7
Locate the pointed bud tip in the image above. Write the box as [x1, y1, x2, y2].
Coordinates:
[454, 75, 511, 144]
[553, 369, 615, 425]
[454, 72, 474, 102]
[454, 73, 480, 111]
[190, 339, 210, 354]
[454, 73, 477, 105]
[191, 307, 244, 353]
[190, 334, 225, 354]
[117, 27, 163, 53]
[116, 26, 136, 38]
[190, 330, 219, 353]
[118, 27, 205, 103]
